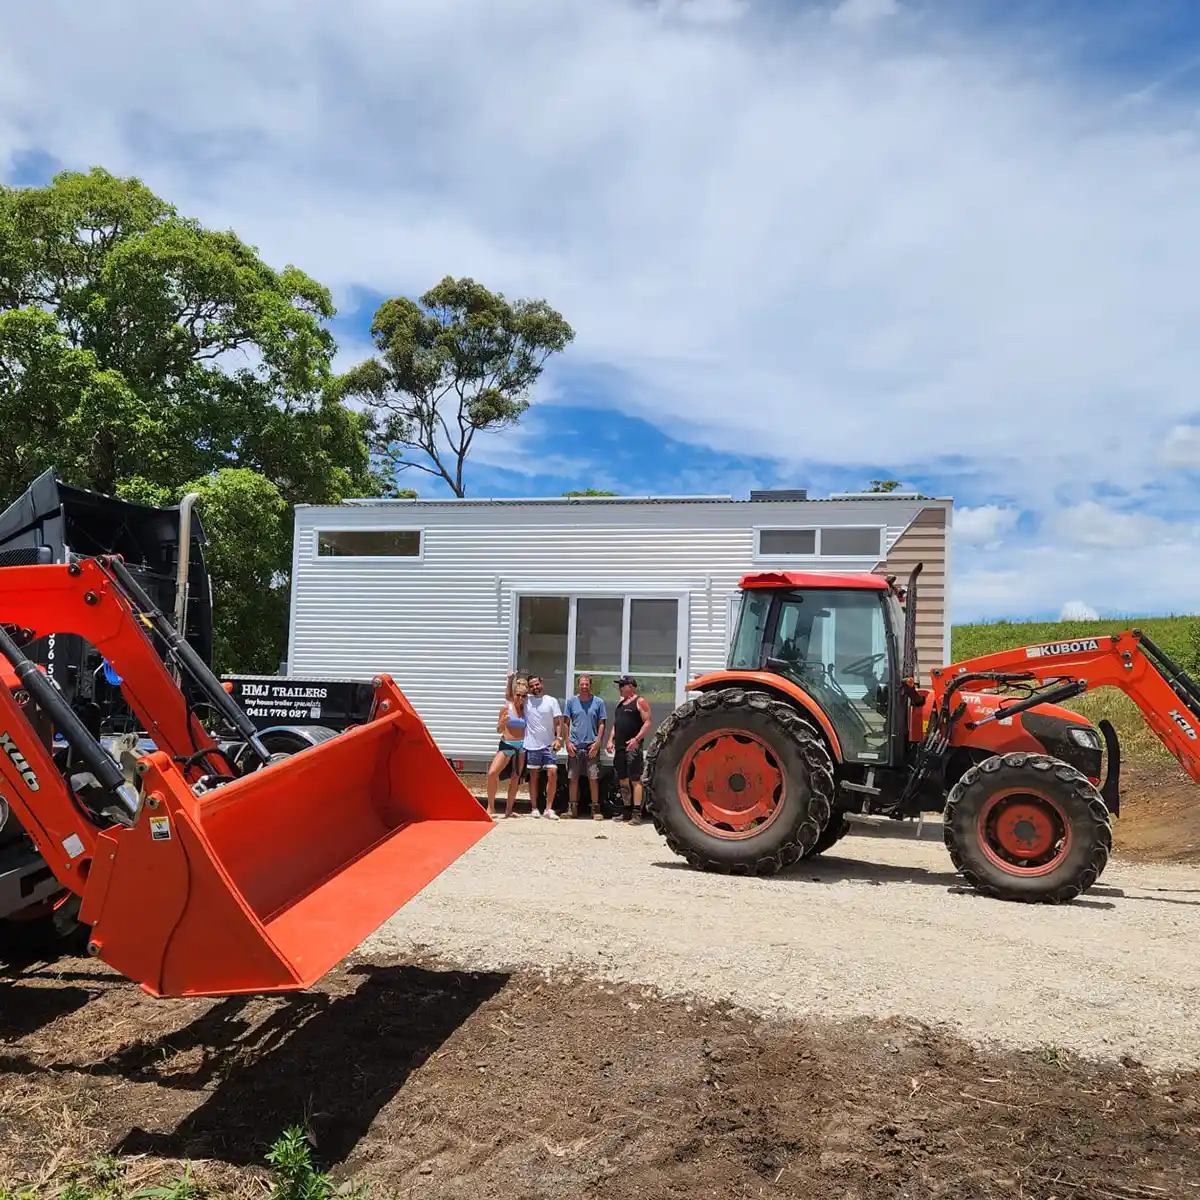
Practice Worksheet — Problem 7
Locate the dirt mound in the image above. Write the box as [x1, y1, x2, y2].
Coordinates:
[0, 952, 1197, 1199]
[1111, 761, 1200, 862]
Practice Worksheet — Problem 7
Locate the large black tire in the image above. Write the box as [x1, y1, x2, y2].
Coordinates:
[801, 814, 852, 860]
[943, 752, 1112, 904]
[643, 688, 834, 876]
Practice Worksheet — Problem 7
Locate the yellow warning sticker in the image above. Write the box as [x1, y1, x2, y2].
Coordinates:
[149, 816, 171, 841]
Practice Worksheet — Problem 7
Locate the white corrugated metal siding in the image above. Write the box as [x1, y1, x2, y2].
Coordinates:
[286, 497, 949, 762]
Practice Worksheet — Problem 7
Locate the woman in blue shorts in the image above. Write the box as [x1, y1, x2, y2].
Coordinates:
[486, 672, 528, 818]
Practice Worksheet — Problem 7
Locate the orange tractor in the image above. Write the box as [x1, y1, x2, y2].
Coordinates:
[643, 565, 1200, 903]
[0, 554, 491, 999]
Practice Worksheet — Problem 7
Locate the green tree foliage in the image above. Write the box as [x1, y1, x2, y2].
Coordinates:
[563, 489, 617, 496]
[868, 479, 902, 492]
[0, 167, 379, 669]
[337, 275, 574, 496]
[127, 471, 291, 674]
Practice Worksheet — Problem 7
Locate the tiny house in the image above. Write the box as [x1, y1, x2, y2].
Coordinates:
[283, 490, 953, 770]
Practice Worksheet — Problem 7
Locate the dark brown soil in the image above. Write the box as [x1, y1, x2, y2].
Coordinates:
[0, 952, 1197, 1199]
[1110, 761, 1200, 863]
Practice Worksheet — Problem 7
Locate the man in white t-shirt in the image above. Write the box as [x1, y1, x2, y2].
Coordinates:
[522, 674, 563, 819]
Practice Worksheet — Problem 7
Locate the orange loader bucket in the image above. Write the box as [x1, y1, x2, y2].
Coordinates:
[77, 676, 492, 998]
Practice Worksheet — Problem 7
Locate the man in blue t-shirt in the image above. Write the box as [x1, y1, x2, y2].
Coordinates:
[564, 674, 607, 820]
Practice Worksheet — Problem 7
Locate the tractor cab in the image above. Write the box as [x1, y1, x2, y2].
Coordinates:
[725, 571, 909, 768]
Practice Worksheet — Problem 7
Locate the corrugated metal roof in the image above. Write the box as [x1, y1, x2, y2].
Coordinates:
[310, 493, 953, 510]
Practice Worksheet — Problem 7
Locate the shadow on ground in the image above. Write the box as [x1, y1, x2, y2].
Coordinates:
[0, 978, 100, 1040]
[112, 962, 509, 1168]
[652, 854, 964, 890]
[650, 855, 1122, 909]
[0, 961, 508, 1170]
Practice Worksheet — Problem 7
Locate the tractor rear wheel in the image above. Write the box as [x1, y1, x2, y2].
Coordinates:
[643, 688, 834, 876]
[943, 752, 1111, 903]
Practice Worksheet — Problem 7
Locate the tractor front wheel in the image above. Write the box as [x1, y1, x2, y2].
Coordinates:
[943, 752, 1112, 904]
[802, 814, 852, 860]
[643, 688, 834, 876]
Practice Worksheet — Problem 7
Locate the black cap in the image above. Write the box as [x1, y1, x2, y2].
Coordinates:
[616, 675, 637, 687]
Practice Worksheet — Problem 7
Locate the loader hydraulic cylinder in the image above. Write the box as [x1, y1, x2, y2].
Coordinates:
[0, 622, 140, 819]
[963, 678, 1089, 731]
[101, 556, 273, 767]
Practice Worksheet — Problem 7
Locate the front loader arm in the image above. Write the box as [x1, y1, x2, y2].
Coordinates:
[0, 559, 226, 778]
[0, 558, 233, 904]
[930, 630, 1200, 783]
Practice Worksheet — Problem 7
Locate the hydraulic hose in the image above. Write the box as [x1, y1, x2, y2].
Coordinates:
[0, 624, 140, 819]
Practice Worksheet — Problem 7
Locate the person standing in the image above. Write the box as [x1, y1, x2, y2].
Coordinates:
[606, 675, 652, 824]
[522, 674, 564, 819]
[564, 674, 606, 820]
[485, 671, 527, 818]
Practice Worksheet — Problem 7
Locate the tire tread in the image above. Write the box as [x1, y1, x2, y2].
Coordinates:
[643, 688, 834, 876]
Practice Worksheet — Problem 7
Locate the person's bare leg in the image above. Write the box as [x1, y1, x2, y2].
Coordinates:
[543, 767, 559, 819]
[505, 755, 522, 817]
[589, 770, 602, 819]
[485, 751, 506, 817]
[632, 778, 644, 824]
[568, 769, 579, 818]
[614, 777, 630, 820]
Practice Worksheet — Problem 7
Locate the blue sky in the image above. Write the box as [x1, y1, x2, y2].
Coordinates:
[3, 0, 1200, 625]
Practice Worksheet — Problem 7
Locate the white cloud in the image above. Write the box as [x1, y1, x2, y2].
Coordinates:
[1059, 600, 1099, 621]
[671, 0, 750, 23]
[953, 504, 1020, 548]
[1161, 424, 1200, 469]
[956, 501, 1200, 622]
[1049, 501, 1198, 550]
[829, 0, 899, 31]
[2, 0, 1200, 615]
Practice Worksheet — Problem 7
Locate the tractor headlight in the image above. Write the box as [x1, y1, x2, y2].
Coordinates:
[1067, 726, 1101, 751]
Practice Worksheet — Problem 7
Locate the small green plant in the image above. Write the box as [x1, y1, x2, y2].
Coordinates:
[59, 1155, 128, 1200]
[131, 1163, 202, 1200]
[265, 1128, 342, 1200]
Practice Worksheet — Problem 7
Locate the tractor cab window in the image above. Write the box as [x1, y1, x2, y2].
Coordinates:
[729, 590, 773, 670]
[764, 589, 893, 764]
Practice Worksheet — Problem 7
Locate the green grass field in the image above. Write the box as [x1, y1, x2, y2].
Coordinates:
[949, 615, 1200, 768]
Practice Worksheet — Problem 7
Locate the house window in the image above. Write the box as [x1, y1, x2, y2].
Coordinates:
[316, 529, 422, 558]
[755, 526, 882, 559]
[758, 528, 816, 556]
[515, 593, 684, 714]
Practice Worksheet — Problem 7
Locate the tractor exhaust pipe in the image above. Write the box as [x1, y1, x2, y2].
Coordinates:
[174, 491, 200, 637]
[901, 561, 923, 683]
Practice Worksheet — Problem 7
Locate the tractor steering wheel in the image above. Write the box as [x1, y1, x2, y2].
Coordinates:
[841, 650, 886, 678]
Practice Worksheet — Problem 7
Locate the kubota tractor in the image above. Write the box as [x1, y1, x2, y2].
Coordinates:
[0, 551, 492, 998]
[642, 564, 1200, 903]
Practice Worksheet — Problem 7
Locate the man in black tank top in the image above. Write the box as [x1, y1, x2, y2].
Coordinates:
[606, 675, 652, 823]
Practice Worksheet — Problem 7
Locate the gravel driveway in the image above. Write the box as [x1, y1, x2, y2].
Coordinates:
[366, 815, 1200, 1071]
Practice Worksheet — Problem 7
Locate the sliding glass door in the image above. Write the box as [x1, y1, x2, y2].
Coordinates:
[515, 592, 688, 713]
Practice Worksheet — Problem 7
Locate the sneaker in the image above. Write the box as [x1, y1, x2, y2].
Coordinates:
[544, 808, 560, 821]
[531, 808, 542, 819]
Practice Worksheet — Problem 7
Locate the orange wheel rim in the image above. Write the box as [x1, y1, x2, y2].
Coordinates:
[976, 788, 1071, 877]
[676, 727, 786, 840]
